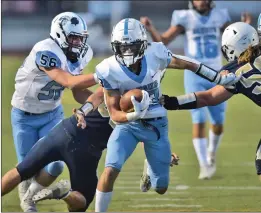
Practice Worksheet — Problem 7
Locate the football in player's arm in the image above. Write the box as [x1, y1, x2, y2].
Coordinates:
[98, 43, 240, 124]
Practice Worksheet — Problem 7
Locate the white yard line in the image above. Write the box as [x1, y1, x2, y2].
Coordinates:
[175, 162, 254, 167]
[193, 186, 261, 190]
[123, 191, 189, 195]
[119, 185, 261, 191]
[128, 204, 202, 208]
[131, 198, 193, 201]
[116, 180, 182, 185]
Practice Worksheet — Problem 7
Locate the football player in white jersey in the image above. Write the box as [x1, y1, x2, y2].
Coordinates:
[94, 18, 240, 212]
[10, 12, 99, 211]
[141, 0, 252, 179]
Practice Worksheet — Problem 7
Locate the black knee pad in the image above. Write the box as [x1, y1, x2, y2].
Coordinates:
[255, 139, 261, 175]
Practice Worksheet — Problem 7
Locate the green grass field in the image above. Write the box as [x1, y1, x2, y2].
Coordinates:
[2, 55, 261, 212]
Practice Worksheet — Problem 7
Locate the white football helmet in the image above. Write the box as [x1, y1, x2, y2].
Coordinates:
[221, 22, 259, 62]
[111, 18, 148, 67]
[50, 12, 89, 62]
[257, 13, 261, 39]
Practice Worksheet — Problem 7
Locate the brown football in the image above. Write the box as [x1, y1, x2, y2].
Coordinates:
[120, 89, 143, 112]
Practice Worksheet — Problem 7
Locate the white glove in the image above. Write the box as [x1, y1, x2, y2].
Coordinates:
[215, 72, 242, 87]
[126, 90, 150, 121]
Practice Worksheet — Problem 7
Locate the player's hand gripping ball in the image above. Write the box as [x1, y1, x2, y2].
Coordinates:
[120, 89, 143, 112]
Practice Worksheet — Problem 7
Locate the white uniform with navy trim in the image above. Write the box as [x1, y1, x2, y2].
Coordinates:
[171, 8, 230, 70]
[11, 38, 93, 114]
[96, 42, 172, 119]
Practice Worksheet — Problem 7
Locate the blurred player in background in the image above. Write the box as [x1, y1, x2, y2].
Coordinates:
[10, 11, 98, 211]
[258, 13, 261, 38]
[141, 0, 252, 179]
[94, 18, 239, 212]
[160, 22, 261, 182]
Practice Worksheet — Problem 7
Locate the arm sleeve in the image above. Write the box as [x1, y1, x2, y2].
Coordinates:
[35, 50, 62, 69]
[95, 61, 118, 90]
[153, 42, 173, 70]
[171, 10, 187, 28]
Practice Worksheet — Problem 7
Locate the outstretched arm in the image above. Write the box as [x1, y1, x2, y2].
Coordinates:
[162, 85, 234, 110]
[140, 16, 184, 45]
[40, 66, 98, 89]
[167, 55, 241, 86]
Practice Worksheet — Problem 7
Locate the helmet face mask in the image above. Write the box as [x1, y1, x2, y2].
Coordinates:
[221, 45, 236, 62]
[112, 40, 146, 67]
[63, 33, 89, 62]
[111, 18, 148, 67]
[50, 12, 89, 62]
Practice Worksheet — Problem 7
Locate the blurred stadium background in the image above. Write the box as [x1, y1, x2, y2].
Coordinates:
[2, 1, 261, 212]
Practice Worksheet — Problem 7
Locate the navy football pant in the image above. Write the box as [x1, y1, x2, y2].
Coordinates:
[16, 117, 100, 210]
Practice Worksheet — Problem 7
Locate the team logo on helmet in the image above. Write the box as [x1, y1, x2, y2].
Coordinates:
[59, 16, 70, 26]
[70, 17, 79, 26]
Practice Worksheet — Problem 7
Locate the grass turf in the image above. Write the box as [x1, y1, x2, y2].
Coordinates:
[1, 56, 260, 212]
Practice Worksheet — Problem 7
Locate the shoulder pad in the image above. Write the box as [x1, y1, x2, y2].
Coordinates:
[95, 58, 118, 90]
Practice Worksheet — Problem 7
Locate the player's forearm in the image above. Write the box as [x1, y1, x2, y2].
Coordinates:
[43, 67, 98, 89]
[163, 93, 218, 110]
[72, 88, 93, 104]
[163, 88, 232, 110]
[77, 87, 105, 115]
[148, 26, 164, 43]
[169, 55, 199, 71]
[110, 110, 130, 123]
[87, 86, 104, 109]
[67, 74, 97, 89]
[169, 55, 223, 84]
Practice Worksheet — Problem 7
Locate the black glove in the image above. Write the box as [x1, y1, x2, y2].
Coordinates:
[162, 95, 179, 110]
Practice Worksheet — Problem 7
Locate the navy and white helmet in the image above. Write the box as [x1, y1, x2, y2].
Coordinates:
[50, 12, 89, 62]
[221, 22, 259, 62]
[257, 13, 261, 39]
[111, 18, 148, 67]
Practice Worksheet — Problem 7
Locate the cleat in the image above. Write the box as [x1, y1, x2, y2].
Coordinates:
[140, 159, 151, 192]
[18, 179, 32, 202]
[207, 151, 216, 167]
[198, 165, 216, 180]
[33, 180, 71, 203]
[20, 187, 37, 212]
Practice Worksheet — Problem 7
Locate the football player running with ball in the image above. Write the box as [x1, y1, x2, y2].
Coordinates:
[94, 18, 240, 212]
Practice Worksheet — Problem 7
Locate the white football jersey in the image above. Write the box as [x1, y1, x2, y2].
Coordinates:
[95, 42, 172, 119]
[11, 38, 93, 113]
[171, 8, 231, 70]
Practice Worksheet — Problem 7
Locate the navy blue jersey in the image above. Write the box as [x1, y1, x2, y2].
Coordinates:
[222, 55, 261, 107]
[63, 109, 113, 153]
